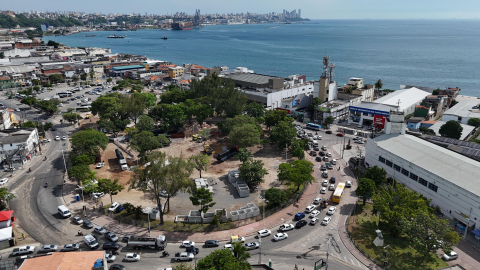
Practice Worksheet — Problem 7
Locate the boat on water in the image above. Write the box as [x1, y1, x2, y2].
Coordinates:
[108, 34, 124, 39]
[172, 22, 202, 30]
[161, 35, 168, 40]
[86, 34, 96, 37]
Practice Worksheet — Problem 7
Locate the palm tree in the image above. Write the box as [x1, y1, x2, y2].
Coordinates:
[375, 79, 383, 91]
[232, 242, 251, 262]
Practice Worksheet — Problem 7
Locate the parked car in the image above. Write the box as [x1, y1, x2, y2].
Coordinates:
[442, 251, 458, 261]
[185, 246, 199, 255]
[181, 241, 195, 248]
[273, 233, 288, 241]
[83, 220, 94, 229]
[61, 244, 80, 252]
[313, 197, 322, 204]
[105, 232, 119, 242]
[105, 253, 116, 262]
[320, 187, 327, 194]
[329, 184, 335, 191]
[0, 178, 9, 185]
[319, 151, 325, 156]
[321, 217, 331, 226]
[320, 165, 327, 171]
[310, 218, 319, 225]
[336, 133, 344, 137]
[305, 204, 316, 213]
[108, 202, 119, 212]
[12, 246, 35, 256]
[204, 240, 219, 247]
[321, 146, 327, 151]
[326, 152, 332, 157]
[103, 242, 120, 251]
[94, 226, 107, 234]
[330, 177, 336, 184]
[109, 264, 126, 270]
[309, 210, 320, 218]
[346, 181, 352, 187]
[72, 216, 83, 225]
[310, 151, 317, 156]
[92, 192, 105, 199]
[39, 245, 58, 253]
[322, 180, 328, 187]
[315, 157, 322, 162]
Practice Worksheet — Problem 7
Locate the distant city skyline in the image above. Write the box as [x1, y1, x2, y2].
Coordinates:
[4, 0, 480, 19]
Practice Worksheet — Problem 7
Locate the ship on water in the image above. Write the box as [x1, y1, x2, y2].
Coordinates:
[85, 34, 96, 37]
[172, 9, 202, 30]
[108, 34, 124, 39]
[161, 35, 168, 40]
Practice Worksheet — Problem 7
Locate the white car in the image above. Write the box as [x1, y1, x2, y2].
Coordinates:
[273, 233, 288, 241]
[279, 224, 295, 231]
[313, 197, 322, 204]
[346, 181, 352, 187]
[442, 251, 458, 261]
[320, 187, 327, 194]
[329, 184, 335, 191]
[305, 204, 316, 213]
[14, 108, 20, 112]
[42, 138, 51, 143]
[327, 206, 337, 215]
[106, 253, 116, 262]
[309, 210, 320, 218]
[326, 152, 332, 157]
[223, 243, 233, 250]
[12, 246, 35, 256]
[321, 217, 331, 226]
[322, 180, 328, 187]
[61, 243, 80, 252]
[92, 192, 105, 199]
[96, 162, 105, 169]
[0, 178, 9, 185]
[72, 216, 83, 224]
[181, 241, 195, 248]
[245, 242, 260, 250]
[321, 146, 327, 151]
[124, 253, 140, 262]
[108, 202, 119, 212]
[94, 226, 107, 234]
[355, 140, 364, 144]
[55, 136, 60, 141]
[310, 217, 319, 225]
[257, 229, 271, 238]
[39, 244, 58, 253]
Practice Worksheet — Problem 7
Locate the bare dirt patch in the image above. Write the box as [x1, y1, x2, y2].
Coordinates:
[89, 142, 133, 186]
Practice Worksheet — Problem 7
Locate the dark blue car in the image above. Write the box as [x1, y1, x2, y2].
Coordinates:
[315, 157, 322, 162]
[294, 213, 305, 220]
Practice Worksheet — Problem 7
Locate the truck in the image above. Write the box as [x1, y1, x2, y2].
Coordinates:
[174, 252, 194, 262]
[115, 149, 128, 171]
[84, 234, 99, 249]
[216, 146, 239, 162]
[203, 144, 213, 155]
[127, 235, 167, 250]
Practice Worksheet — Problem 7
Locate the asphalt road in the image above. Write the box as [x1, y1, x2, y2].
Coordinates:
[0, 95, 368, 269]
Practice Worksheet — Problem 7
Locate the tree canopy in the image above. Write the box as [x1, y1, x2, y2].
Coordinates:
[269, 120, 297, 147]
[356, 178, 376, 205]
[130, 131, 163, 158]
[278, 159, 314, 191]
[189, 187, 216, 224]
[70, 128, 109, 160]
[197, 249, 251, 270]
[239, 159, 268, 189]
[364, 165, 387, 186]
[189, 153, 211, 178]
[98, 178, 125, 204]
[439, 120, 463, 139]
[265, 109, 289, 129]
[467, 118, 480, 127]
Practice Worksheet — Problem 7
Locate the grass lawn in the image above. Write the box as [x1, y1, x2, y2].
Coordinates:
[348, 202, 448, 270]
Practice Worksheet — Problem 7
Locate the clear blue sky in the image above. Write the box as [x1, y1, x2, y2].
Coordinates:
[5, 0, 480, 19]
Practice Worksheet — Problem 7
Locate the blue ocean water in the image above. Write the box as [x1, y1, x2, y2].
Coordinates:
[49, 20, 480, 96]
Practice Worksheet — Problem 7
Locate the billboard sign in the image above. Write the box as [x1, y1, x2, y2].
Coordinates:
[374, 114, 387, 129]
[292, 99, 300, 108]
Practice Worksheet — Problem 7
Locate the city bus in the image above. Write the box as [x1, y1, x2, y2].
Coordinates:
[332, 182, 346, 204]
[306, 123, 321, 131]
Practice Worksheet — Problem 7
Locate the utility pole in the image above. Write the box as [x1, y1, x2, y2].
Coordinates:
[465, 207, 473, 239]
[285, 143, 288, 161]
[326, 237, 331, 270]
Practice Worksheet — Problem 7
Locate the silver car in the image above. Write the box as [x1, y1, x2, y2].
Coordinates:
[245, 242, 260, 250]
[105, 232, 119, 242]
[39, 245, 58, 253]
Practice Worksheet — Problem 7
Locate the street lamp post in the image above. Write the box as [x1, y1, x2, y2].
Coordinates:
[326, 237, 331, 270]
[143, 206, 152, 237]
[78, 184, 86, 217]
[257, 187, 269, 264]
[384, 244, 390, 269]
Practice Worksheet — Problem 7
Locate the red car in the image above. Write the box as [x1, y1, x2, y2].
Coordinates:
[336, 133, 344, 137]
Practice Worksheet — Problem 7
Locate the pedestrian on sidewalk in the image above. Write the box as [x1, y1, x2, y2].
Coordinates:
[294, 264, 298, 270]
[22, 233, 25, 240]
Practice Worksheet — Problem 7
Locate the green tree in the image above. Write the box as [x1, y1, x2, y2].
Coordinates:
[467, 118, 480, 127]
[439, 120, 463, 139]
[161, 104, 186, 131]
[324, 116, 335, 127]
[71, 154, 94, 166]
[68, 165, 96, 184]
[264, 187, 287, 207]
[159, 88, 189, 104]
[107, 78, 112, 83]
[48, 74, 63, 84]
[221, 115, 259, 134]
[432, 89, 440, 95]
[98, 178, 125, 204]
[239, 159, 268, 189]
[80, 73, 87, 81]
[232, 241, 251, 261]
[188, 153, 210, 178]
[419, 126, 436, 135]
[449, 99, 458, 108]
[37, 99, 60, 115]
[278, 159, 314, 191]
[62, 113, 81, 124]
[33, 86, 40, 92]
[70, 128, 109, 160]
[136, 115, 154, 132]
[0, 187, 15, 207]
[20, 97, 37, 108]
[355, 178, 376, 205]
[237, 148, 253, 163]
[174, 262, 196, 270]
[189, 187, 216, 224]
[198, 128, 211, 140]
[32, 79, 41, 86]
[197, 249, 251, 270]
[373, 184, 431, 236]
[401, 209, 460, 256]
[130, 151, 193, 223]
[307, 97, 322, 113]
[364, 165, 387, 186]
[374, 79, 383, 90]
[269, 120, 297, 147]
[265, 110, 288, 129]
[20, 121, 36, 128]
[130, 131, 162, 158]
[244, 103, 266, 118]
[228, 124, 261, 148]
[133, 92, 157, 108]
[292, 147, 305, 160]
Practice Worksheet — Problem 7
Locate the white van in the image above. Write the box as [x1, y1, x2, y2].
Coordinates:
[312, 140, 318, 147]
[58, 205, 71, 218]
[322, 171, 328, 178]
[331, 159, 337, 165]
[84, 234, 98, 249]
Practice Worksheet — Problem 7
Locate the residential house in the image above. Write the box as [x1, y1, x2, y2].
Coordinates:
[406, 117, 424, 130]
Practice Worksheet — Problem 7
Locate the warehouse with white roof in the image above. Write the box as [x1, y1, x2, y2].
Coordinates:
[365, 133, 480, 232]
[348, 87, 431, 127]
[442, 100, 480, 125]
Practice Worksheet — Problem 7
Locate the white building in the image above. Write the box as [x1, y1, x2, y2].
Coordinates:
[366, 132, 480, 231]
[442, 100, 480, 124]
[0, 128, 39, 164]
[373, 87, 431, 115]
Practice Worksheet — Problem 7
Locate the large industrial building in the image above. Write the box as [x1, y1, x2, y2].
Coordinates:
[365, 113, 480, 233]
[442, 100, 480, 125]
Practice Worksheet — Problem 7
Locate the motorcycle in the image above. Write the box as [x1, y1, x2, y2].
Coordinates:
[78, 230, 83, 236]
[162, 251, 169, 257]
[44, 183, 48, 188]
[44, 156, 47, 161]
[28, 168, 31, 173]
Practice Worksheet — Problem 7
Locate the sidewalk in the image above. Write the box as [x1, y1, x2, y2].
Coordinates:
[63, 173, 319, 244]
